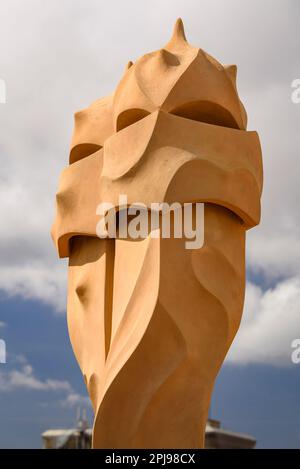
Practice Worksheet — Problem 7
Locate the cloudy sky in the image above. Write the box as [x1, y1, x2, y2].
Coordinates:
[0, 0, 300, 448]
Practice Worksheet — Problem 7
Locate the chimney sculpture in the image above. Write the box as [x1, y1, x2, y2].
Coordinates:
[52, 19, 263, 448]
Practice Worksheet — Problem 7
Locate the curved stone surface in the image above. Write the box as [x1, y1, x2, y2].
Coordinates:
[51, 18, 263, 448]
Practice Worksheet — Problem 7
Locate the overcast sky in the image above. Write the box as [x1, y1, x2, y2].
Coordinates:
[0, 0, 300, 448]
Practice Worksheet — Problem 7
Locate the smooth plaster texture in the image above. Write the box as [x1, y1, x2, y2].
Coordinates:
[52, 19, 263, 448]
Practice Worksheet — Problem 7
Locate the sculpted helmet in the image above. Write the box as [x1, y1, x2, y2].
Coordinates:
[52, 19, 262, 448]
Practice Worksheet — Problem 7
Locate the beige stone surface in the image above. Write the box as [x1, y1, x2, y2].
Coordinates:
[51, 19, 263, 448]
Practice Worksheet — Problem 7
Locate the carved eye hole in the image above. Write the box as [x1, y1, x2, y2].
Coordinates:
[170, 101, 240, 129]
[116, 108, 151, 132]
[69, 143, 102, 165]
[116, 101, 240, 133]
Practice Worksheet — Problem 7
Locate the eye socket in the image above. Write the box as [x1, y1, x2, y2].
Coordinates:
[69, 143, 102, 164]
[115, 101, 240, 133]
[116, 108, 150, 132]
[170, 101, 240, 129]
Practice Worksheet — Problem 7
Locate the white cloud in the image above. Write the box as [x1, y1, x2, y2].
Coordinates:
[0, 321, 6, 328]
[0, 356, 89, 407]
[0, 0, 299, 365]
[0, 263, 67, 313]
[0, 362, 71, 392]
[59, 392, 91, 408]
[226, 278, 300, 366]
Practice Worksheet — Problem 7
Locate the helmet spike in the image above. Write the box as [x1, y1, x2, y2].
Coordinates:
[166, 18, 188, 50]
[225, 64, 237, 84]
[125, 61, 133, 72]
[173, 18, 187, 42]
